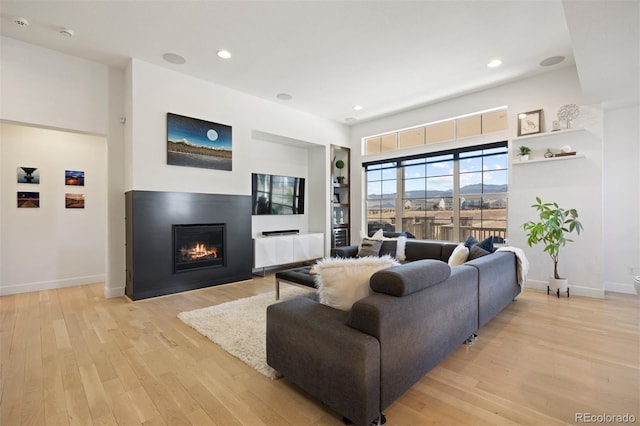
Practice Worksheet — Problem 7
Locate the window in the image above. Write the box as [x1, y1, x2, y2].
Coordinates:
[366, 163, 397, 235]
[364, 142, 508, 242]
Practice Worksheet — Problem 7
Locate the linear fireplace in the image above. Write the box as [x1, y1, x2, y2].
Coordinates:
[173, 224, 225, 272]
[125, 191, 252, 300]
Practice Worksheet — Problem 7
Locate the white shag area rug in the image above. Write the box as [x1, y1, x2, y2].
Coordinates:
[178, 286, 314, 379]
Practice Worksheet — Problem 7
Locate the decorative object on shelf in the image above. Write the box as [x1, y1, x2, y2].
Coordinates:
[339, 210, 345, 224]
[544, 148, 554, 158]
[167, 112, 232, 171]
[557, 104, 580, 129]
[518, 145, 531, 161]
[17, 166, 40, 184]
[554, 145, 577, 157]
[335, 159, 345, 184]
[517, 109, 544, 136]
[333, 193, 340, 203]
[523, 197, 583, 298]
[552, 120, 561, 131]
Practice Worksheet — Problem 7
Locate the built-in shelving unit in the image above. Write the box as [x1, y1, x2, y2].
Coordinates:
[331, 145, 350, 248]
[512, 128, 588, 165]
[513, 153, 586, 165]
[513, 127, 586, 142]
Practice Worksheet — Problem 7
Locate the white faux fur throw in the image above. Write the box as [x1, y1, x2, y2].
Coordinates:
[314, 255, 400, 311]
[496, 246, 530, 285]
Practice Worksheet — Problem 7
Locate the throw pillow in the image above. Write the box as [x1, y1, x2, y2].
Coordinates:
[370, 228, 384, 239]
[463, 235, 495, 252]
[467, 244, 490, 261]
[463, 235, 478, 248]
[357, 238, 382, 257]
[448, 242, 469, 266]
[384, 235, 407, 261]
[477, 236, 495, 252]
[314, 255, 400, 311]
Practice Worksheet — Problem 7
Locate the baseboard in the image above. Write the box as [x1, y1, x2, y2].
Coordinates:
[104, 285, 126, 299]
[525, 279, 605, 298]
[0, 274, 105, 296]
[603, 280, 638, 295]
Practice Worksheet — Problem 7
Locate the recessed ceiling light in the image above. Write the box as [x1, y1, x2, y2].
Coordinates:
[540, 56, 565, 67]
[487, 59, 502, 68]
[276, 93, 292, 101]
[13, 17, 29, 27]
[353, 105, 363, 111]
[217, 50, 232, 59]
[59, 28, 75, 37]
[163, 53, 186, 65]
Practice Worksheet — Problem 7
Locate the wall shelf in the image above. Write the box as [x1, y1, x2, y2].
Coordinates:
[512, 153, 586, 165]
[513, 127, 586, 142]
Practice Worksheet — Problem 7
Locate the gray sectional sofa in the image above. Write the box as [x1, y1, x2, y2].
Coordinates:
[266, 239, 520, 425]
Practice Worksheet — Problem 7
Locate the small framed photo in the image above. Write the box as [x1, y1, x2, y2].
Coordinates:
[517, 109, 544, 136]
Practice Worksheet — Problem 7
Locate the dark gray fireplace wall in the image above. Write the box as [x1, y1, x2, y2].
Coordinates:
[125, 191, 252, 300]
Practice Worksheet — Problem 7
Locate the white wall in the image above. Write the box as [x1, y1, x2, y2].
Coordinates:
[602, 105, 640, 294]
[0, 123, 107, 295]
[0, 37, 108, 135]
[127, 59, 348, 240]
[350, 67, 609, 297]
[0, 40, 348, 298]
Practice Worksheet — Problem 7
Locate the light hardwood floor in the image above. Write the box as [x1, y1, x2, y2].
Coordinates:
[1, 277, 638, 425]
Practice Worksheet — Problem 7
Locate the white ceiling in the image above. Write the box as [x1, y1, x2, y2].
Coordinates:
[1, 1, 637, 124]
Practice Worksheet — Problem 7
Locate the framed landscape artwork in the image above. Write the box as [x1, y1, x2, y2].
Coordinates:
[167, 113, 232, 171]
[517, 109, 544, 136]
[65, 170, 85, 186]
[65, 193, 85, 209]
[17, 167, 40, 184]
[17, 192, 39, 208]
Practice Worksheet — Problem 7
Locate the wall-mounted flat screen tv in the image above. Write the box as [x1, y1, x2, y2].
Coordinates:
[251, 173, 305, 215]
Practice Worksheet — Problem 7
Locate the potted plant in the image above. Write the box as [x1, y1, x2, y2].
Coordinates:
[518, 145, 531, 161]
[523, 197, 583, 295]
[335, 159, 345, 184]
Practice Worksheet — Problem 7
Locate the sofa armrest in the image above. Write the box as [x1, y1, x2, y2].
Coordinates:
[267, 297, 380, 425]
[330, 244, 359, 258]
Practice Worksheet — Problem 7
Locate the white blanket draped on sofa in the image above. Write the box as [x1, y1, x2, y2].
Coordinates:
[496, 246, 529, 285]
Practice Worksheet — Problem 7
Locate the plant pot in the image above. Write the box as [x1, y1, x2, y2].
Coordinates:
[549, 277, 568, 292]
[336, 176, 345, 184]
[519, 154, 529, 161]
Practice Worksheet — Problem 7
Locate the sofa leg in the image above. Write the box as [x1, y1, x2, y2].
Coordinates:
[472, 332, 478, 340]
[372, 413, 386, 425]
[342, 413, 386, 425]
[463, 338, 473, 345]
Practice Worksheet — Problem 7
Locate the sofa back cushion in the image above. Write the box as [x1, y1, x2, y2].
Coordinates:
[370, 259, 451, 297]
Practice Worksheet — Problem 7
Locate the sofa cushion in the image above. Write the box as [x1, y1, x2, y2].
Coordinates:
[448, 243, 469, 266]
[314, 255, 400, 311]
[370, 259, 451, 297]
[467, 244, 491, 261]
[379, 240, 398, 257]
[357, 238, 382, 257]
[404, 240, 443, 261]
